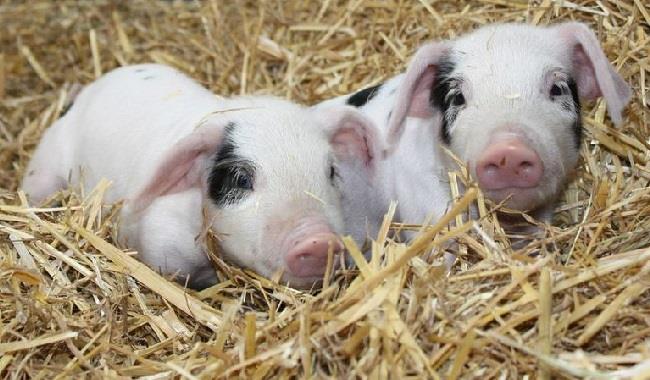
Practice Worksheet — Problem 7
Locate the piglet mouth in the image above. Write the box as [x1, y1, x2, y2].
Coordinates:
[483, 183, 539, 191]
[482, 187, 544, 212]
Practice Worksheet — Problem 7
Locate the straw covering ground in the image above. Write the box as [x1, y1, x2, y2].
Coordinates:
[1, 0, 649, 378]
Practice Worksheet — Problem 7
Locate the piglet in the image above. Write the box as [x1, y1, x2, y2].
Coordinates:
[318, 22, 631, 245]
[22, 64, 380, 289]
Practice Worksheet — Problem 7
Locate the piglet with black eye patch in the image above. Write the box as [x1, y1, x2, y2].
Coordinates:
[22, 64, 380, 290]
[317, 22, 631, 246]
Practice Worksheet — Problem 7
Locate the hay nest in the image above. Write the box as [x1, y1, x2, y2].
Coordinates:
[1, 1, 649, 378]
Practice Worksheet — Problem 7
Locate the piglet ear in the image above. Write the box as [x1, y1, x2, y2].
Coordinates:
[386, 41, 450, 149]
[131, 122, 225, 212]
[552, 22, 631, 126]
[318, 106, 381, 171]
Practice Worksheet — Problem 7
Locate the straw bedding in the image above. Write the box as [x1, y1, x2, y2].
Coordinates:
[1, 1, 648, 378]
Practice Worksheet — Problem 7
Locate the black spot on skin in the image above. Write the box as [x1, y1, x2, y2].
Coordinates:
[346, 83, 383, 107]
[143, 75, 155, 80]
[60, 102, 73, 117]
[134, 68, 146, 73]
[208, 123, 256, 207]
[567, 77, 582, 148]
[429, 56, 458, 145]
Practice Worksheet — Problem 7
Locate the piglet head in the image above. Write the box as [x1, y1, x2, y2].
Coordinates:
[386, 22, 631, 212]
[132, 99, 379, 289]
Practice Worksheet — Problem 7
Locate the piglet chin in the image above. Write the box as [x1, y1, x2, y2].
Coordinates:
[482, 187, 545, 212]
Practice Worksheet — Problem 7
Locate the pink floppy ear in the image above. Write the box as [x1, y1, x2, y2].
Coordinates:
[319, 106, 382, 172]
[553, 22, 631, 126]
[386, 41, 450, 149]
[131, 122, 225, 212]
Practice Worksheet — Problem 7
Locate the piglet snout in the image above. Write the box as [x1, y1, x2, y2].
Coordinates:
[476, 137, 543, 190]
[286, 232, 343, 279]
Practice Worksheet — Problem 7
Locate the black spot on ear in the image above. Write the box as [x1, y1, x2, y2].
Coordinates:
[208, 123, 256, 207]
[568, 77, 582, 148]
[346, 83, 383, 107]
[429, 56, 457, 145]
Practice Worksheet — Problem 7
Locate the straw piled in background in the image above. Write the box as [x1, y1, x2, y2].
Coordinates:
[1, 1, 648, 378]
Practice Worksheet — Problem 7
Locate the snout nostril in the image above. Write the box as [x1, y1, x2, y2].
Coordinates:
[520, 161, 534, 168]
[484, 163, 500, 173]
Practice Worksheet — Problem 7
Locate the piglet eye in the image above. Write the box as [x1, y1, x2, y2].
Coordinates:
[234, 171, 253, 190]
[451, 92, 466, 107]
[329, 165, 338, 182]
[550, 83, 563, 97]
[208, 161, 256, 207]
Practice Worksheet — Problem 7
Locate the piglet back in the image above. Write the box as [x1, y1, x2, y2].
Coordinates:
[60, 64, 222, 203]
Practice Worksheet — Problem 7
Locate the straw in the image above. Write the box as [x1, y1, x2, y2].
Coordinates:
[1, 1, 647, 378]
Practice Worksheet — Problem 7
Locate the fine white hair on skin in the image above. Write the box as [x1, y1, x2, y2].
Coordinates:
[317, 22, 631, 247]
[22, 63, 381, 289]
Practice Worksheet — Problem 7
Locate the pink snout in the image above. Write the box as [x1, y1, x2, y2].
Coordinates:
[285, 233, 343, 279]
[476, 138, 543, 190]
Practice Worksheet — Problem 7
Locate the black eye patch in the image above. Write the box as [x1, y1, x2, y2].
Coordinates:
[207, 123, 256, 207]
[567, 78, 582, 148]
[430, 56, 463, 145]
[208, 163, 255, 206]
[548, 75, 582, 148]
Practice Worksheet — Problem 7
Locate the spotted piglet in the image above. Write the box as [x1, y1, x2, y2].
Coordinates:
[319, 22, 631, 245]
[22, 64, 380, 289]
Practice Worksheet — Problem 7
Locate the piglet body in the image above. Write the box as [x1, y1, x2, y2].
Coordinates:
[23, 64, 379, 289]
[318, 22, 631, 245]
